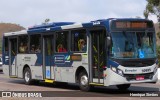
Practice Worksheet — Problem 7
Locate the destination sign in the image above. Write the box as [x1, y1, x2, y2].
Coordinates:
[112, 21, 153, 30]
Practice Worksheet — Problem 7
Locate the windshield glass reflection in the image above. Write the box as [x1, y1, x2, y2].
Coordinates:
[111, 32, 156, 59]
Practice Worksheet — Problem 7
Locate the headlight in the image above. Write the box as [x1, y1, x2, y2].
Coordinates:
[111, 66, 124, 76]
[111, 66, 117, 72]
[153, 65, 158, 74]
[117, 69, 123, 76]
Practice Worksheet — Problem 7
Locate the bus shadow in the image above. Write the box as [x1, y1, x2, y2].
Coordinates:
[8, 79, 80, 90]
[8, 79, 159, 95]
[0, 71, 3, 74]
[90, 86, 159, 95]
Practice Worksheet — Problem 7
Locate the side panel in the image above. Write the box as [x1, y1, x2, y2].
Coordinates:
[16, 54, 25, 78]
[54, 53, 89, 83]
[16, 54, 43, 80]
[11, 56, 17, 76]
[54, 67, 62, 81]
[3, 65, 9, 76]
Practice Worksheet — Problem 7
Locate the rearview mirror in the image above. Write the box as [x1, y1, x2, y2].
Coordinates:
[106, 36, 111, 47]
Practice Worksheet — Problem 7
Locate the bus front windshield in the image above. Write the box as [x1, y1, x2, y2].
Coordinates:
[111, 31, 156, 59]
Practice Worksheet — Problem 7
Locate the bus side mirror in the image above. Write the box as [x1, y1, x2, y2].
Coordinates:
[106, 36, 111, 47]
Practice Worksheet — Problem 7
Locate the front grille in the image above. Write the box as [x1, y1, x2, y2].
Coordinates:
[121, 60, 154, 67]
[113, 58, 155, 67]
[124, 72, 154, 81]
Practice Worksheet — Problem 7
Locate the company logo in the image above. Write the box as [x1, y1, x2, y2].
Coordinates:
[125, 69, 137, 72]
[1, 92, 42, 97]
[2, 92, 11, 97]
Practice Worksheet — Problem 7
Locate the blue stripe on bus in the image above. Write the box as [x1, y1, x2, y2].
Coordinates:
[35, 54, 42, 66]
[28, 22, 74, 30]
[36, 53, 73, 67]
[28, 26, 62, 34]
[108, 59, 119, 68]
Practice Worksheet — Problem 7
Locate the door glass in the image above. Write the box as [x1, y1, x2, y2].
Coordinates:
[91, 30, 106, 79]
[44, 35, 53, 79]
[4, 38, 9, 54]
[11, 39, 17, 56]
[92, 33, 99, 78]
[45, 36, 53, 55]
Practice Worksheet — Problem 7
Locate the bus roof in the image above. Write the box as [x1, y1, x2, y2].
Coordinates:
[3, 30, 27, 37]
[28, 22, 75, 30]
[3, 18, 153, 37]
[28, 18, 153, 34]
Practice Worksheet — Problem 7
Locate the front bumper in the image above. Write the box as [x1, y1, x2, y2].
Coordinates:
[104, 65, 158, 86]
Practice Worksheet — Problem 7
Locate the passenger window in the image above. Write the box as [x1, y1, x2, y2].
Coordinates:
[18, 35, 28, 53]
[30, 34, 41, 53]
[71, 29, 87, 52]
[56, 31, 68, 52]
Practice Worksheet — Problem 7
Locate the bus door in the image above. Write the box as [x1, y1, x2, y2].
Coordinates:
[9, 38, 18, 77]
[43, 35, 54, 79]
[90, 29, 106, 84]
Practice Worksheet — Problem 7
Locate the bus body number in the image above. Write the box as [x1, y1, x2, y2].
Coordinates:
[93, 21, 100, 25]
[142, 68, 151, 73]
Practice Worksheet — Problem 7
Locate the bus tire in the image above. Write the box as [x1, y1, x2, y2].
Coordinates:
[79, 71, 91, 91]
[23, 67, 32, 85]
[116, 84, 130, 90]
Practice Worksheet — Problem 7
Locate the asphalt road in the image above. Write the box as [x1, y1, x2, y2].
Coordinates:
[0, 71, 160, 100]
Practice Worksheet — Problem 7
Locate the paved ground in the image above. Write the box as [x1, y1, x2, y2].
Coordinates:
[0, 71, 159, 100]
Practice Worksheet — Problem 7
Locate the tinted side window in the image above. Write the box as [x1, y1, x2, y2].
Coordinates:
[71, 29, 87, 52]
[56, 31, 68, 52]
[30, 34, 41, 53]
[18, 35, 28, 53]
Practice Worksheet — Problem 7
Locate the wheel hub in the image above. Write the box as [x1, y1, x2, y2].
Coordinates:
[25, 71, 30, 82]
[80, 75, 88, 86]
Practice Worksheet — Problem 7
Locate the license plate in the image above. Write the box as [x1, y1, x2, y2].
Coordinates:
[136, 76, 144, 81]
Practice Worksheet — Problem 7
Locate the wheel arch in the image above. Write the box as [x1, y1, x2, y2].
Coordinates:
[22, 64, 30, 78]
[75, 66, 88, 83]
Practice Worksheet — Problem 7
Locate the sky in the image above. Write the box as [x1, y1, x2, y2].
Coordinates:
[0, 0, 158, 28]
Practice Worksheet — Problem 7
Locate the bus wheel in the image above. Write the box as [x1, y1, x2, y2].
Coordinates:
[79, 71, 91, 91]
[116, 84, 130, 90]
[24, 68, 32, 85]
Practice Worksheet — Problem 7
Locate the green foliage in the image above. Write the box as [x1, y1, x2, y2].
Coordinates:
[144, 0, 160, 20]
[157, 32, 160, 39]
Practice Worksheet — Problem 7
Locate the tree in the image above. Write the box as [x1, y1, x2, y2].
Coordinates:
[157, 32, 160, 39]
[144, 0, 160, 23]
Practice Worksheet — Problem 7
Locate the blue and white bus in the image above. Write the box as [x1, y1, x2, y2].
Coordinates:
[2, 18, 158, 91]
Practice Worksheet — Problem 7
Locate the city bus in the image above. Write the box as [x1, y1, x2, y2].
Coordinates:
[2, 18, 158, 91]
